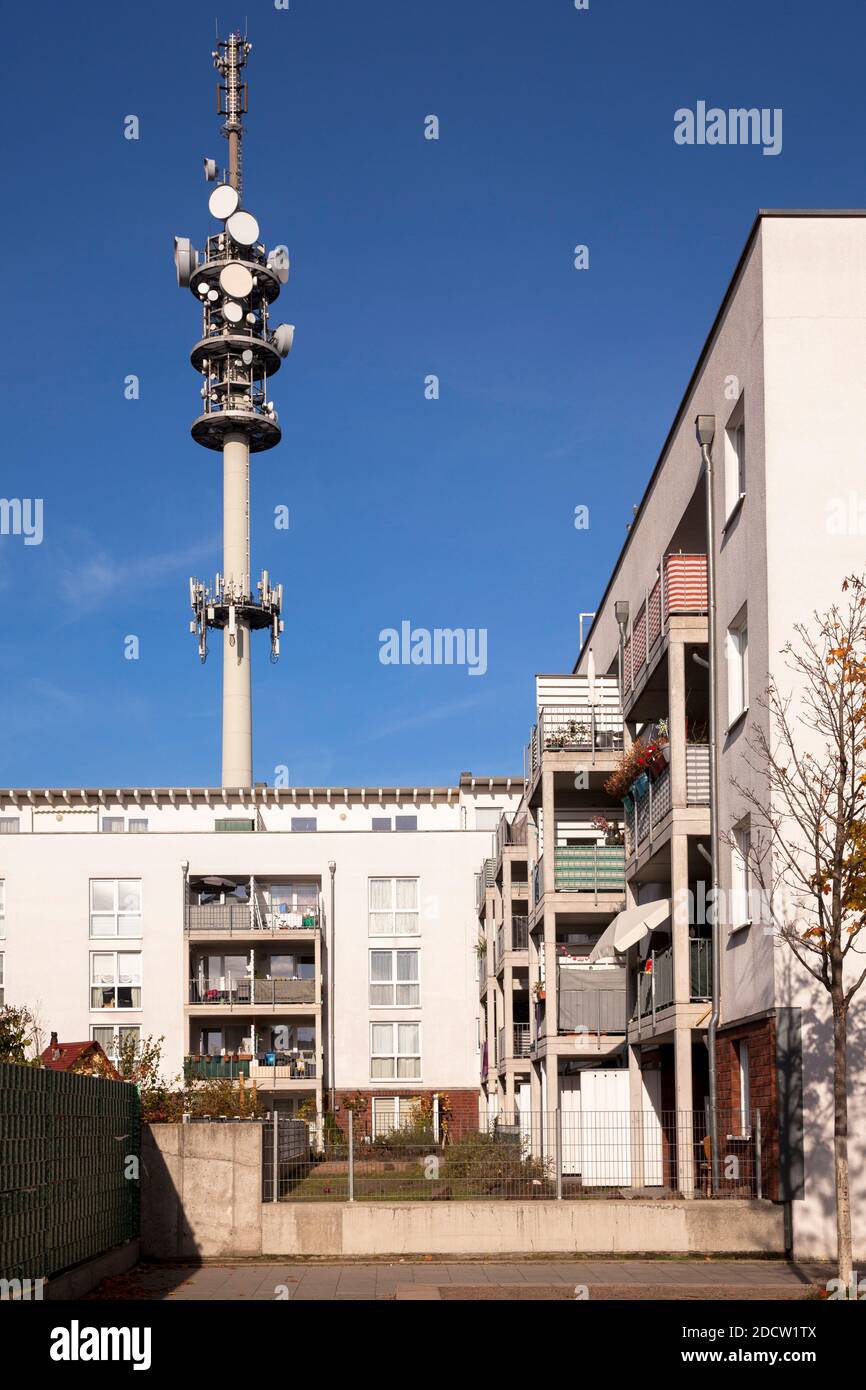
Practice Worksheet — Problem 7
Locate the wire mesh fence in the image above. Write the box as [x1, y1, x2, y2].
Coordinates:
[261, 1106, 766, 1203]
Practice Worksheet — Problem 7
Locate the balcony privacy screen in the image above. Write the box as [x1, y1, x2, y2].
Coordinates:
[558, 967, 627, 1034]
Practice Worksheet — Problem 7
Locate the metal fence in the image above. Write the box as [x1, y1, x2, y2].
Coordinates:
[261, 1106, 765, 1204]
[0, 1063, 140, 1282]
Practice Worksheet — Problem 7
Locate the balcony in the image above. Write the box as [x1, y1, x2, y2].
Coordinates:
[185, 1052, 317, 1081]
[189, 978, 317, 1007]
[525, 677, 624, 787]
[512, 915, 528, 950]
[496, 1023, 532, 1064]
[186, 879, 321, 935]
[637, 938, 713, 1017]
[623, 553, 708, 694]
[557, 965, 627, 1036]
[553, 845, 626, 895]
[624, 744, 709, 856]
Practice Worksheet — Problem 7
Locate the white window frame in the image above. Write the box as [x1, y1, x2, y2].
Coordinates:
[369, 1021, 421, 1080]
[726, 609, 748, 728]
[0, 952, 4, 1005]
[90, 879, 142, 938]
[369, 948, 420, 1007]
[128, 818, 149, 833]
[368, 877, 420, 937]
[724, 397, 746, 523]
[101, 817, 125, 834]
[90, 951, 142, 1011]
[0, 879, 5, 939]
[0, 817, 20, 834]
[731, 821, 751, 931]
[371, 1095, 417, 1138]
[91, 1024, 141, 1061]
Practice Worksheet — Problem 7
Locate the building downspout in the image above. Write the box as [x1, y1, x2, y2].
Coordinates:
[328, 860, 336, 1115]
[695, 415, 720, 1195]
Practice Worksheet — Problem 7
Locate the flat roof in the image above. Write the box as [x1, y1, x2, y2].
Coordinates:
[573, 209, 866, 669]
[0, 776, 521, 804]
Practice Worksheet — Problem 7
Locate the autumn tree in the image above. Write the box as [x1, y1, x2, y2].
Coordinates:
[736, 574, 866, 1286]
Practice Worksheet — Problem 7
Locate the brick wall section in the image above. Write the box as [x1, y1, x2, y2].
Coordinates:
[715, 1015, 779, 1200]
[331, 1089, 480, 1140]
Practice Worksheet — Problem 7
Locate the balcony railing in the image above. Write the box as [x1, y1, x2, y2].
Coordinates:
[495, 1023, 532, 1064]
[526, 699, 624, 786]
[623, 553, 708, 693]
[187, 902, 319, 933]
[189, 978, 317, 1006]
[553, 845, 626, 896]
[557, 968, 627, 1036]
[512, 915, 529, 950]
[625, 745, 709, 855]
[637, 939, 713, 1017]
[185, 1052, 316, 1080]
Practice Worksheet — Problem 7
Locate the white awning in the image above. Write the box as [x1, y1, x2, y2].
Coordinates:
[588, 899, 671, 962]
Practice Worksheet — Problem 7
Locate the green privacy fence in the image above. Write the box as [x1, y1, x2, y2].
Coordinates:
[0, 1063, 140, 1281]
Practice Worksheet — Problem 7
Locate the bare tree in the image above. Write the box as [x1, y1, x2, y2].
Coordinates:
[735, 575, 866, 1285]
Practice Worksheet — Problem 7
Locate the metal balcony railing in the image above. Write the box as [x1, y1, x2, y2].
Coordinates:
[513, 1022, 531, 1056]
[637, 938, 713, 1018]
[185, 1052, 316, 1081]
[624, 745, 710, 855]
[552, 845, 626, 896]
[526, 695, 624, 786]
[512, 915, 529, 950]
[187, 902, 319, 933]
[622, 553, 708, 693]
[189, 978, 317, 1006]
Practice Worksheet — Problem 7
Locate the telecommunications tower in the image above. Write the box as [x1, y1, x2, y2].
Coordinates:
[174, 31, 293, 788]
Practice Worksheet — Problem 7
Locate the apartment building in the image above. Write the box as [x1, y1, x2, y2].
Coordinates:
[478, 809, 532, 1116]
[568, 211, 866, 1257]
[0, 777, 520, 1134]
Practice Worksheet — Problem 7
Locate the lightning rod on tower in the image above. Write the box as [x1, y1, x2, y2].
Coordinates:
[174, 31, 294, 789]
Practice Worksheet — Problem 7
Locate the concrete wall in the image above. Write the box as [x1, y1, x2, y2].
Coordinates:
[142, 1122, 785, 1259]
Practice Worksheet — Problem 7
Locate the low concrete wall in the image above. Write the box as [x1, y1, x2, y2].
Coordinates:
[142, 1123, 785, 1258]
[142, 1123, 262, 1260]
[261, 1199, 784, 1257]
[47, 1240, 140, 1300]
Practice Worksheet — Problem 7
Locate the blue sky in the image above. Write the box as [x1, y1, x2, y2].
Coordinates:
[3, 0, 865, 788]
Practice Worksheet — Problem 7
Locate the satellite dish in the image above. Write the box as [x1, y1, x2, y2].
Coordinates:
[241, 349, 254, 365]
[222, 301, 244, 325]
[219, 262, 254, 299]
[245, 313, 256, 324]
[174, 236, 198, 288]
[273, 323, 294, 357]
[207, 288, 219, 302]
[197, 282, 208, 296]
[208, 183, 240, 220]
[203, 157, 218, 182]
[267, 247, 290, 285]
[226, 209, 260, 247]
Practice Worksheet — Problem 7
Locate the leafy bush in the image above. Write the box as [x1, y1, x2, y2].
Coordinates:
[440, 1131, 553, 1197]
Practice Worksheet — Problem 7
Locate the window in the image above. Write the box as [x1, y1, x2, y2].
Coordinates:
[370, 1022, 421, 1079]
[92, 1025, 140, 1062]
[737, 1040, 751, 1133]
[0, 953, 4, 1005]
[0, 880, 4, 940]
[90, 880, 142, 938]
[370, 949, 419, 1006]
[0, 818, 19, 834]
[128, 818, 149, 833]
[90, 952, 142, 1009]
[726, 609, 748, 727]
[101, 817, 125, 833]
[291, 817, 317, 833]
[395, 815, 417, 832]
[724, 398, 746, 520]
[371, 1096, 418, 1138]
[475, 807, 502, 831]
[731, 821, 751, 929]
[372, 817, 391, 832]
[368, 878, 420, 936]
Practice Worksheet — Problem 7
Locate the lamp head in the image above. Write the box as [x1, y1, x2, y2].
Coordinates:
[695, 414, 716, 447]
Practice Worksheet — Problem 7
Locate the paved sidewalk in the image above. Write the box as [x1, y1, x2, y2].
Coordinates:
[87, 1259, 828, 1302]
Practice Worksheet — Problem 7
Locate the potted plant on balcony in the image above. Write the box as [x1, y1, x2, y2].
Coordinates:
[532, 980, 546, 1003]
[591, 814, 624, 847]
[604, 738, 648, 800]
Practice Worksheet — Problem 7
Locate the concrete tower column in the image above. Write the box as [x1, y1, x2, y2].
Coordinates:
[222, 432, 252, 787]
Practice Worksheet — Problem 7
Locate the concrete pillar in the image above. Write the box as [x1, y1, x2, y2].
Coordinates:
[628, 1043, 646, 1189]
[541, 769, 555, 896]
[669, 638, 687, 807]
[674, 1027, 695, 1196]
[671, 833, 691, 1005]
[222, 432, 252, 787]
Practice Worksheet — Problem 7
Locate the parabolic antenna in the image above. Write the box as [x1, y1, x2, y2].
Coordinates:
[241, 349, 254, 365]
[273, 323, 294, 357]
[267, 248, 290, 285]
[226, 209, 260, 247]
[222, 301, 244, 325]
[208, 183, 240, 220]
[207, 288, 219, 302]
[174, 236, 198, 288]
[219, 262, 254, 299]
[203, 157, 218, 182]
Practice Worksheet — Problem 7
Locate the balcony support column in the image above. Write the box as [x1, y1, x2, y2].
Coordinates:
[628, 1043, 646, 1189]
[672, 832, 691, 1005]
[669, 638, 687, 807]
[674, 1026, 695, 1196]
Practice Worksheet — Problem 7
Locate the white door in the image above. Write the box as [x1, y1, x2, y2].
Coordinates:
[640, 1068, 664, 1187]
[580, 1069, 631, 1186]
[517, 1081, 532, 1156]
[560, 1075, 582, 1175]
